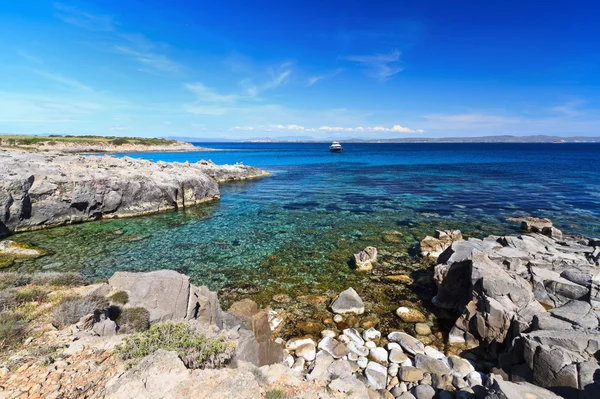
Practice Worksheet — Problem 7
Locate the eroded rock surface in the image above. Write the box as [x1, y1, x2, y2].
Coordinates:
[0, 149, 267, 237]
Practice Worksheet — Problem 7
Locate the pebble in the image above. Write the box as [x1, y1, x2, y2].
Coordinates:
[333, 315, 343, 323]
[295, 342, 317, 362]
[362, 327, 381, 341]
[368, 347, 389, 366]
[395, 307, 427, 323]
[357, 356, 368, 369]
[343, 328, 365, 345]
[365, 341, 377, 349]
[415, 323, 432, 336]
[321, 329, 337, 339]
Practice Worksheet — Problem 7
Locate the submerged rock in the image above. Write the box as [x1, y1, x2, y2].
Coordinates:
[420, 230, 463, 258]
[331, 288, 365, 315]
[353, 246, 378, 271]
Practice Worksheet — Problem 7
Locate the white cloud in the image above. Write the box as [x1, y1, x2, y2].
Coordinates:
[33, 69, 94, 92]
[114, 45, 179, 74]
[185, 83, 238, 103]
[552, 100, 584, 117]
[307, 69, 343, 87]
[241, 62, 293, 96]
[342, 50, 403, 80]
[54, 3, 115, 31]
[233, 124, 423, 133]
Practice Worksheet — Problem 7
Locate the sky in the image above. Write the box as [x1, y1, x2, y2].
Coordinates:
[1, 0, 599, 140]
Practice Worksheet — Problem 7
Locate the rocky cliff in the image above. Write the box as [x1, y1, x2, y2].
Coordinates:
[0, 149, 268, 237]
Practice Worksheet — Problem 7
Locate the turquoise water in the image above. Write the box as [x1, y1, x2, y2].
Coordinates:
[9, 143, 600, 334]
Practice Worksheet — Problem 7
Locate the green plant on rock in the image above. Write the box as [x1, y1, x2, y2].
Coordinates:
[116, 307, 149, 334]
[108, 290, 129, 305]
[52, 294, 109, 327]
[116, 322, 235, 369]
[15, 287, 48, 305]
[31, 272, 89, 287]
[265, 390, 286, 399]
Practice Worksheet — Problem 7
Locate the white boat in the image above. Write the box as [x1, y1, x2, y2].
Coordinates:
[329, 141, 343, 152]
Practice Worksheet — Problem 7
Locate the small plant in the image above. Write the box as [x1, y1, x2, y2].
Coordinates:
[15, 287, 48, 305]
[0, 311, 27, 349]
[265, 389, 286, 399]
[53, 295, 109, 327]
[116, 307, 150, 334]
[0, 272, 31, 290]
[116, 322, 235, 369]
[31, 272, 88, 287]
[111, 137, 129, 145]
[108, 291, 129, 305]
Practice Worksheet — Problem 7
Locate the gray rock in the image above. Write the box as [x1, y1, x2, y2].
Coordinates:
[318, 337, 349, 359]
[332, 288, 365, 314]
[92, 318, 117, 336]
[448, 356, 475, 379]
[348, 341, 369, 357]
[388, 332, 425, 355]
[411, 384, 436, 399]
[368, 347, 389, 366]
[364, 361, 388, 390]
[398, 366, 425, 382]
[0, 149, 267, 236]
[560, 269, 593, 287]
[549, 300, 598, 329]
[415, 353, 451, 377]
[484, 375, 563, 399]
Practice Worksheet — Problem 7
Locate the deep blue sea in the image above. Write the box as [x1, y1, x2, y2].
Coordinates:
[11, 142, 600, 331]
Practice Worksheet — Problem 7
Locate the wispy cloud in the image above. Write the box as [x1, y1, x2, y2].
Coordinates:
[552, 100, 584, 117]
[233, 124, 423, 133]
[54, 2, 115, 31]
[342, 50, 403, 80]
[240, 62, 293, 97]
[114, 34, 180, 74]
[423, 113, 522, 124]
[16, 49, 43, 65]
[33, 69, 94, 92]
[307, 68, 343, 87]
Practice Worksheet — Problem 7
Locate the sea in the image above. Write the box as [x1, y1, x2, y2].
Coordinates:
[10, 142, 600, 333]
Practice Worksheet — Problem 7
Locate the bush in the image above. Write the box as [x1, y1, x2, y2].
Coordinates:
[116, 322, 235, 369]
[53, 295, 109, 327]
[0, 290, 18, 310]
[0, 312, 27, 349]
[108, 291, 129, 305]
[31, 272, 88, 287]
[111, 138, 129, 145]
[0, 272, 31, 290]
[15, 287, 48, 305]
[265, 390, 285, 399]
[116, 307, 150, 334]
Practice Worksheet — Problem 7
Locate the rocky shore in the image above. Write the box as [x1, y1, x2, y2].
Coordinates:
[0, 137, 209, 153]
[0, 149, 268, 237]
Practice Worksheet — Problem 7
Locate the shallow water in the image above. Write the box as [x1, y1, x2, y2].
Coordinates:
[9, 142, 600, 335]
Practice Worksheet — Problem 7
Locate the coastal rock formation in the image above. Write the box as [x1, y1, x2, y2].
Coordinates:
[0, 137, 204, 153]
[420, 230, 463, 258]
[430, 226, 600, 397]
[0, 149, 268, 237]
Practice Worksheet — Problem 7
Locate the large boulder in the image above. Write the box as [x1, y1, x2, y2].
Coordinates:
[108, 270, 191, 323]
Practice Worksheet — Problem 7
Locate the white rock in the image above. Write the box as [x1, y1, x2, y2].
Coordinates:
[388, 363, 399, 376]
[331, 288, 365, 315]
[296, 342, 317, 362]
[368, 347, 389, 366]
[348, 352, 358, 362]
[348, 341, 369, 357]
[321, 329, 337, 339]
[387, 342, 402, 352]
[338, 334, 350, 344]
[424, 346, 445, 360]
[362, 328, 381, 342]
[364, 361, 388, 390]
[284, 353, 294, 367]
[357, 356, 368, 369]
[292, 357, 305, 371]
[333, 314, 344, 323]
[389, 348, 409, 364]
[343, 328, 365, 345]
[365, 341, 376, 349]
[466, 371, 484, 387]
[286, 337, 315, 351]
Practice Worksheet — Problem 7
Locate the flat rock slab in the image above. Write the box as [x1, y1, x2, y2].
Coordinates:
[108, 270, 190, 323]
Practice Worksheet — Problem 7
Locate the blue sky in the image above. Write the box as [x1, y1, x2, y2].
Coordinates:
[1, 0, 599, 139]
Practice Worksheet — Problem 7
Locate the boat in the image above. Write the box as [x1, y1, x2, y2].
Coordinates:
[329, 141, 343, 152]
[553, 139, 566, 144]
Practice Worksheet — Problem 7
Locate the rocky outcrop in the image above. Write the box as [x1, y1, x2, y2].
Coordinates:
[0, 149, 268, 237]
[0, 138, 206, 153]
[420, 230, 463, 258]
[430, 226, 600, 398]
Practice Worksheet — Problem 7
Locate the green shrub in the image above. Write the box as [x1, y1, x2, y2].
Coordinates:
[0, 289, 18, 310]
[111, 138, 129, 145]
[0, 311, 27, 349]
[53, 295, 109, 327]
[15, 287, 48, 304]
[31, 272, 89, 287]
[265, 390, 286, 399]
[116, 322, 235, 369]
[116, 307, 150, 334]
[108, 291, 129, 305]
[0, 272, 31, 290]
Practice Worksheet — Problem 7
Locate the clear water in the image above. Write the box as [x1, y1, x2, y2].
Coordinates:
[9, 143, 600, 334]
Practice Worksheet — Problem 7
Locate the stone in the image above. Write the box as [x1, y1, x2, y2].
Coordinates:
[549, 300, 598, 329]
[520, 216, 553, 232]
[364, 361, 388, 390]
[357, 356, 369, 369]
[321, 329, 337, 338]
[318, 337, 349, 359]
[332, 288, 365, 315]
[388, 363, 399, 376]
[423, 346, 445, 360]
[295, 342, 316, 362]
[92, 319, 117, 336]
[485, 376, 563, 399]
[466, 371, 483, 387]
[383, 275, 414, 284]
[396, 307, 427, 323]
[365, 341, 377, 349]
[448, 356, 475, 379]
[344, 328, 366, 345]
[354, 246, 378, 271]
[368, 347, 389, 366]
[542, 226, 563, 240]
[348, 341, 370, 357]
[292, 357, 305, 371]
[398, 367, 425, 382]
[411, 384, 436, 399]
[415, 323, 431, 336]
[307, 351, 335, 381]
[420, 230, 463, 258]
[363, 328, 382, 341]
[0, 240, 44, 257]
[388, 332, 425, 355]
[414, 354, 451, 376]
[108, 270, 190, 323]
[560, 269, 593, 287]
[389, 348, 408, 364]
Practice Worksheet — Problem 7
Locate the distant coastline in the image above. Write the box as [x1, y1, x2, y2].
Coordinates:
[175, 134, 600, 144]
